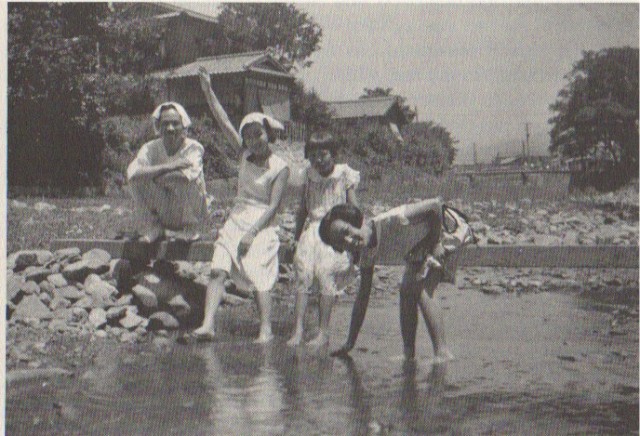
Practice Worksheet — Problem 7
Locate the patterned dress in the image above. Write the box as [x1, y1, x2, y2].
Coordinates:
[293, 164, 360, 296]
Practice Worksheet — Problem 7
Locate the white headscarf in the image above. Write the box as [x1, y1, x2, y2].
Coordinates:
[152, 101, 192, 134]
[239, 112, 285, 137]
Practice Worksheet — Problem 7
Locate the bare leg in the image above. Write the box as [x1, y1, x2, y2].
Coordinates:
[193, 270, 227, 340]
[418, 269, 454, 362]
[308, 294, 336, 348]
[399, 265, 420, 360]
[254, 291, 274, 343]
[287, 292, 309, 346]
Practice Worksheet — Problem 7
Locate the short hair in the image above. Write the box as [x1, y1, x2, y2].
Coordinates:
[304, 131, 339, 159]
[318, 203, 364, 246]
[240, 120, 277, 144]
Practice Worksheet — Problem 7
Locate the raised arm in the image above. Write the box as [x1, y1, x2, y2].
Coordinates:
[331, 266, 374, 357]
[198, 67, 242, 151]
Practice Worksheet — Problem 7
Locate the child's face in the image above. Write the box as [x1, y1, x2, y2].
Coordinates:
[242, 123, 270, 156]
[309, 147, 335, 177]
[328, 219, 366, 253]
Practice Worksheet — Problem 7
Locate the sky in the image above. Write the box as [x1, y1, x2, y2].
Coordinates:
[183, 3, 638, 163]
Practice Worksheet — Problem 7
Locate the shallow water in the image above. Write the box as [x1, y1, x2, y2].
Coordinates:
[7, 288, 638, 435]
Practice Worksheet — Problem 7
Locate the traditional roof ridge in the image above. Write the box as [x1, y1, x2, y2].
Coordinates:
[328, 96, 399, 105]
[195, 51, 268, 62]
[152, 2, 220, 23]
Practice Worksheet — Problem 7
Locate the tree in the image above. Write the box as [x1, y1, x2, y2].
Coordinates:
[549, 47, 639, 180]
[214, 3, 322, 70]
[290, 80, 333, 133]
[401, 122, 458, 175]
[360, 87, 416, 123]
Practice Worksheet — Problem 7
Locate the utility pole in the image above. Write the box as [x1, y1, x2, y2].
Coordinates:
[414, 106, 418, 123]
[525, 122, 530, 163]
[473, 143, 478, 167]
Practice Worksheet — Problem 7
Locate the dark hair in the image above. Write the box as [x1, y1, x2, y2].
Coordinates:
[318, 203, 364, 247]
[241, 120, 277, 145]
[304, 131, 339, 159]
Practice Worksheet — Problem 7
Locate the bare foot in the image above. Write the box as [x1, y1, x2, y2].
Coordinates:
[430, 349, 455, 364]
[192, 326, 216, 342]
[307, 332, 329, 350]
[254, 331, 274, 344]
[287, 333, 303, 347]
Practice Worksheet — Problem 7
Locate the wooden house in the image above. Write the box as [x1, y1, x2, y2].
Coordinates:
[327, 96, 408, 140]
[151, 51, 295, 126]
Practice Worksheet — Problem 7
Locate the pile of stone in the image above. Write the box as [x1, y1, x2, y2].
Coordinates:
[6, 248, 248, 343]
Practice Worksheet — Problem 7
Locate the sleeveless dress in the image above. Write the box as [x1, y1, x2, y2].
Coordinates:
[293, 164, 360, 296]
[211, 150, 289, 293]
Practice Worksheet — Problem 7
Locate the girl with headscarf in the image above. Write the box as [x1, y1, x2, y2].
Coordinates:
[194, 67, 290, 343]
[127, 102, 207, 242]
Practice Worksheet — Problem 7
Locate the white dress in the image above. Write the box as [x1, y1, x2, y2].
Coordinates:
[127, 138, 207, 233]
[211, 150, 289, 293]
[293, 164, 360, 296]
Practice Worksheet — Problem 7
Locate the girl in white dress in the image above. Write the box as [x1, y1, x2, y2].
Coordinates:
[195, 67, 290, 343]
[287, 132, 360, 348]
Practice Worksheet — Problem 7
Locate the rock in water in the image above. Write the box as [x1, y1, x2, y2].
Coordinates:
[12, 296, 53, 320]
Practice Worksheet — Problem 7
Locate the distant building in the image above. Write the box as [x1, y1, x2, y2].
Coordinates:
[151, 51, 295, 126]
[123, 3, 295, 126]
[327, 96, 408, 141]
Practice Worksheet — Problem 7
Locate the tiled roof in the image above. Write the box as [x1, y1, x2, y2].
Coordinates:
[327, 96, 399, 119]
[150, 51, 294, 80]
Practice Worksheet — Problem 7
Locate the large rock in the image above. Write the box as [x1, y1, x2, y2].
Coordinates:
[54, 247, 81, 263]
[62, 260, 109, 282]
[49, 296, 71, 311]
[89, 308, 107, 328]
[84, 275, 118, 304]
[82, 249, 111, 268]
[132, 285, 158, 309]
[148, 312, 180, 331]
[7, 275, 26, 302]
[168, 294, 191, 318]
[47, 274, 68, 288]
[54, 286, 85, 301]
[24, 267, 54, 283]
[8, 250, 54, 271]
[119, 310, 147, 330]
[20, 281, 40, 295]
[114, 294, 134, 307]
[12, 295, 53, 320]
[106, 306, 127, 321]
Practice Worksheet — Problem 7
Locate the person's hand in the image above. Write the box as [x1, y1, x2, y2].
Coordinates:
[169, 158, 191, 171]
[199, 67, 211, 93]
[330, 342, 354, 358]
[237, 231, 256, 257]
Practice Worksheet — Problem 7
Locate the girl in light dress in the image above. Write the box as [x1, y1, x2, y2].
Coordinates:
[194, 67, 290, 343]
[287, 132, 360, 348]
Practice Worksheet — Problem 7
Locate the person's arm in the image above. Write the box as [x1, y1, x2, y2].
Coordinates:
[128, 157, 191, 182]
[198, 67, 242, 151]
[403, 197, 442, 225]
[331, 265, 374, 357]
[346, 187, 359, 208]
[293, 179, 308, 241]
[237, 167, 291, 257]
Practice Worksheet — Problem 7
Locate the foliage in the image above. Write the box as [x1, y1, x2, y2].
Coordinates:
[360, 87, 417, 123]
[214, 3, 322, 70]
[549, 47, 639, 181]
[401, 122, 458, 175]
[290, 80, 333, 133]
[8, 3, 107, 192]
